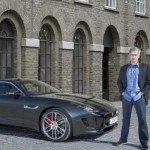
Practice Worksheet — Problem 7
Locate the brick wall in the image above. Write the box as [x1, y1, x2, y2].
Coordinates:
[0, 0, 150, 101]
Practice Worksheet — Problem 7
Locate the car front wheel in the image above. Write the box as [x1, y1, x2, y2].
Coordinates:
[40, 108, 72, 142]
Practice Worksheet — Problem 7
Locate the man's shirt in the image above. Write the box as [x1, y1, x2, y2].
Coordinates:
[123, 64, 141, 101]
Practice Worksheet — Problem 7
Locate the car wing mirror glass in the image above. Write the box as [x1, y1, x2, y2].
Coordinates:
[6, 90, 21, 97]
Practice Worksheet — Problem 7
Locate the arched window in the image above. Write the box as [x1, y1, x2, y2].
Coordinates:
[134, 31, 145, 62]
[0, 20, 15, 79]
[73, 29, 84, 94]
[39, 24, 53, 85]
[134, 30, 149, 63]
[134, 31, 144, 50]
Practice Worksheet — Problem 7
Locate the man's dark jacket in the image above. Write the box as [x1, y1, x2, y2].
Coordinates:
[117, 63, 150, 105]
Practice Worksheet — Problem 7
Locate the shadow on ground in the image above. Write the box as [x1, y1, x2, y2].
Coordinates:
[69, 136, 141, 150]
[0, 125, 142, 149]
[0, 125, 44, 140]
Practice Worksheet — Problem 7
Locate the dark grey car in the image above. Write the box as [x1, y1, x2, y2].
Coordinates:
[0, 79, 118, 142]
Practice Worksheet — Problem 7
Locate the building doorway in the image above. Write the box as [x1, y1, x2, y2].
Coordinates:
[103, 27, 114, 100]
[102, 47, 113, 100]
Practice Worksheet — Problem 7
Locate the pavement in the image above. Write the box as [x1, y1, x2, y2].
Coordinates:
[0, 101, 149, 150]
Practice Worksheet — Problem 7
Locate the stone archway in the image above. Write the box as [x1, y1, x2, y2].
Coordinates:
[103, 25, 120, 101]
[0, 10, 26, 79]
[40, 16, 62, 88]
[73, 21, 92, 95]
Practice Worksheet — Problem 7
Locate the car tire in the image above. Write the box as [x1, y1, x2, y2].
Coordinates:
[40, 108, 72, 142]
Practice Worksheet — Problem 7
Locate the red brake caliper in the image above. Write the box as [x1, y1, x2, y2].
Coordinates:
[46, 115, 53, 127]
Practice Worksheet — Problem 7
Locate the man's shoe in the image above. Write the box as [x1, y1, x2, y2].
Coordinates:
[113, 140, 127, 146]
[141, 144, 148, 150]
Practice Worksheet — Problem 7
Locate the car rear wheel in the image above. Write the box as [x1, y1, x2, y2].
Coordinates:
[41, 108, 72, 142]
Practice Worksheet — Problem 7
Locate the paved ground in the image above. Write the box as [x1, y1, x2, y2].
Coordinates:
[0, 101, 149, 150]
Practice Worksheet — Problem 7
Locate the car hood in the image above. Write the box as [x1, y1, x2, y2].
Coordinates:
[37, 93, 117, 113]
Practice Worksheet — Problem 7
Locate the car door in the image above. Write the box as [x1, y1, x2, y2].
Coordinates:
[0, 82, 25, 126]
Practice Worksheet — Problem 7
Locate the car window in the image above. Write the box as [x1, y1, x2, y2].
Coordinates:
[23, 83, 39, 93]
[0, 83, 19, 95]
[18, 80, 61, 95]
[22, 82, 55, 95]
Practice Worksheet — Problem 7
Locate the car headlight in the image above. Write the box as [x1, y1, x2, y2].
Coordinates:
[115, 110, 119, 116]
[84, 106, 94, 112]
[71, 102, 100, 114]
[83, 106, 99, 113]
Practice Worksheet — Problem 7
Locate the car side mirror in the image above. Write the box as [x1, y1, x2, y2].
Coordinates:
[6, 90, 21, 98]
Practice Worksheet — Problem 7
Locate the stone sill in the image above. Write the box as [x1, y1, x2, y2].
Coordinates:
[104, 6, 119, 13]
[74, 0, 93, 7]
[135, 12, 149, 19]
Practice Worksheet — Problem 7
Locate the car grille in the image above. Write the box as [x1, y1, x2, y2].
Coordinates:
[105, 111, 117, 118]
[81, 111, 118, 131]
[82, 117, 104, 129]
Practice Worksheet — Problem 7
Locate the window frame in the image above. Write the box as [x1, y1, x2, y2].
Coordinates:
[135, 0, 146, 15]
[38, 24, 53, 85]
[105, 0, 116, 9]
[0, 20, 15, 79]
[73, 29, 85, 94]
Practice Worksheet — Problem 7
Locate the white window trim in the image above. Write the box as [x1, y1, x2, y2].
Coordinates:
[105, 0, 116, 9]
[135, 0, 146, 15]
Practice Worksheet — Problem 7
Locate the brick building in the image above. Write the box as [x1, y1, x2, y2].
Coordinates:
[0, 0, 150, 101]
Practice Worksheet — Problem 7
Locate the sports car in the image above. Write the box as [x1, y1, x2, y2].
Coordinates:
[0, 79, 118, 142]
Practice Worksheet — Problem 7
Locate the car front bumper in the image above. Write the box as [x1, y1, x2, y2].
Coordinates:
[72, 111, 118, 137]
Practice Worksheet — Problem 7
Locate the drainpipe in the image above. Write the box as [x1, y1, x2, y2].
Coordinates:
[31, 0, 34, 37]
[124, 0, 129, 46]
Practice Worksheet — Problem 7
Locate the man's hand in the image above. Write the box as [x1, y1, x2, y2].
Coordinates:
[141, 92, 144, 95]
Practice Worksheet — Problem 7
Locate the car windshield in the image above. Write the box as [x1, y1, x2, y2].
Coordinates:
[17, 80, 61, 95]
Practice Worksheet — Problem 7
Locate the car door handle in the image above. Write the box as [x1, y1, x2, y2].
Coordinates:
[24, 105, 39, 109]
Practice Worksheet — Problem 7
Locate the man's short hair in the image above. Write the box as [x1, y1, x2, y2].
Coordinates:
[129, 47, 141, 54]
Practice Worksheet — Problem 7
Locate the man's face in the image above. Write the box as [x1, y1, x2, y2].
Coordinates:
[129, 51, 140, 64]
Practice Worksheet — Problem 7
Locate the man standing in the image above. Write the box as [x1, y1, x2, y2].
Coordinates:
[113, 47, 150, 150]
